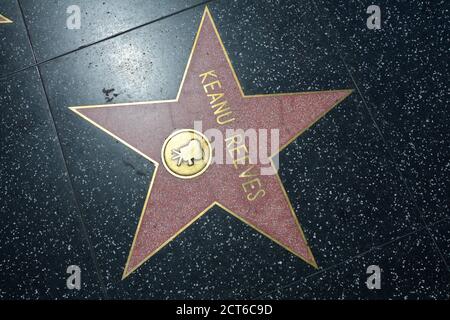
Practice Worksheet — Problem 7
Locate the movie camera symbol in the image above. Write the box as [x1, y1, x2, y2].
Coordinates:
[171, 139, 204, 166]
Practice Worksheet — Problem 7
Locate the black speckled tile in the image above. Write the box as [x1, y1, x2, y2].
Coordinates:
[268, 228, 450, 299]
[313, 0, 449, 224]
[37, 1, 428, 298]
[429, 219, 450, 271]
[0, 0, 34, 76]
[0, 68, 103, 299]
[208, 0, 353, 94]
[19, 0, 208, 62]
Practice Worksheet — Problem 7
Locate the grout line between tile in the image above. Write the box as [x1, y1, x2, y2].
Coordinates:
[16, 0, 109, 299]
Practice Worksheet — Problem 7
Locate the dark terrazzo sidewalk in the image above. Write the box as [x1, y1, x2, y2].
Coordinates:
[0, 0, 448, 299]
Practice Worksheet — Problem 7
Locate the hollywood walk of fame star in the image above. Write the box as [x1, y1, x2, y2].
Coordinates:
[70, 7, 352, 279]
[0, 14, 13, 24]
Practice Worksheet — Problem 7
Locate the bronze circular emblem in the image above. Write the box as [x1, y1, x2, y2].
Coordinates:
[161, 129, 212, 179]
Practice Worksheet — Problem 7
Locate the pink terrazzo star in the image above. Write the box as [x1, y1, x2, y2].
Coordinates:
[71, 7, 352, 279]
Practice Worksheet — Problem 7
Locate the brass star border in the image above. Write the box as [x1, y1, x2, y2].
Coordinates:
[70, 6, 352, 279]
[0, 14, 13, 24]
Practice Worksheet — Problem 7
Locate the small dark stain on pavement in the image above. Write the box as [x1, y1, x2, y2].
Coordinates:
[102, 88, 119, 102]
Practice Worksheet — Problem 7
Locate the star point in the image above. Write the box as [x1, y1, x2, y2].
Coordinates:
[0, 14, 13, 24]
